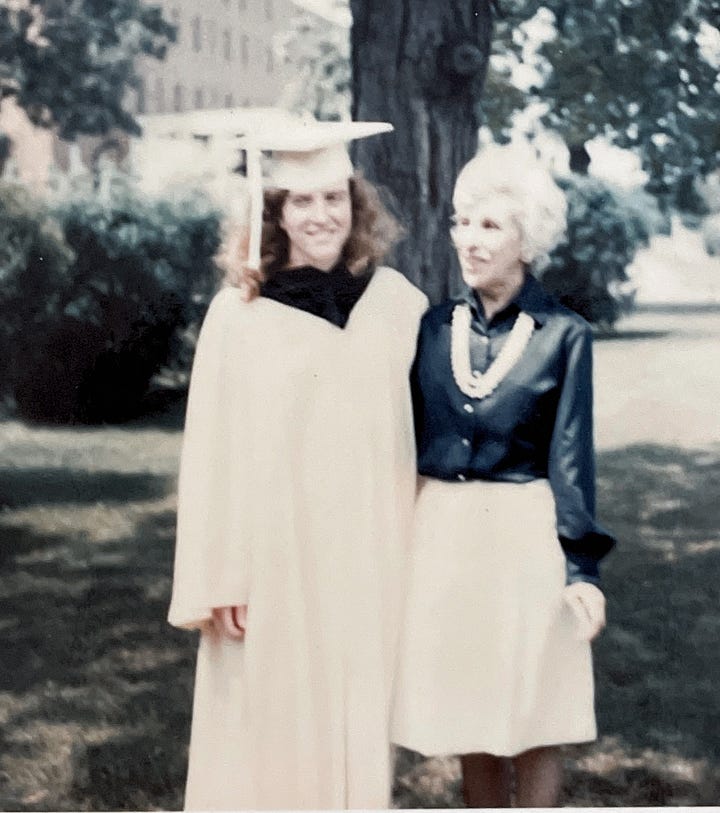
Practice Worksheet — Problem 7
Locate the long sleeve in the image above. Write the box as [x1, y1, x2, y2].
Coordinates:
[548, 322, 616, 586]
[168, 288, 252, 629]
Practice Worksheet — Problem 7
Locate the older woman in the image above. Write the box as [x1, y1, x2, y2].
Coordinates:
[391, 144, 615, 807]
[168, 120, 427, 810]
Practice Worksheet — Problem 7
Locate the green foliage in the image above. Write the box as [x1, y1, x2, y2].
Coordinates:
[281, 4, 351, 120]
[490, 0, 720, 211]
[0, 182, 75, 399]
[476, 64, 528, 136]
[543, 175, 660, 327]
[0, 0, 175, 139]
[0, 179, 221, 424]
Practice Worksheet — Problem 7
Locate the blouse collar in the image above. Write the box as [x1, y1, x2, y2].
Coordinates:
[460, 272, 555, 327]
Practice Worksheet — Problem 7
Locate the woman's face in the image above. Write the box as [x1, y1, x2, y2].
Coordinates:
[280, 182, 353, 270]
[451, 195, 526, 293]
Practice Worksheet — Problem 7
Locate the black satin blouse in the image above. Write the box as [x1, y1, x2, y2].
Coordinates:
[412, 273, 615, 585]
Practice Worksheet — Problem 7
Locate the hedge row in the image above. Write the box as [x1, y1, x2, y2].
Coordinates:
[0, 181, 221, 423]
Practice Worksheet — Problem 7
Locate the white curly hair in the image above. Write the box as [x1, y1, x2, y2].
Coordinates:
[452, 142, 567, 270]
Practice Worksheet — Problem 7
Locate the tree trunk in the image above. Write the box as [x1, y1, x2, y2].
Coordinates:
[349, 1, 493, 303]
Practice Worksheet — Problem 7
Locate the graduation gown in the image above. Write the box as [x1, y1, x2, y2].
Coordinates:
[168, 266, 428, 809]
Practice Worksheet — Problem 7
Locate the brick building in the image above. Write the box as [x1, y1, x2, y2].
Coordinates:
[0, 0, 292, 192]
[133, 0, 290, 115]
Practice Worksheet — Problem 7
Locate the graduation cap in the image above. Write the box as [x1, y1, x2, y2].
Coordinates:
[237, 117, 394, 270]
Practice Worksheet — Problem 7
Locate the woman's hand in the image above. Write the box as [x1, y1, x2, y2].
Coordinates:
[215, 221, 263, 302]
[226, 265, 264, 302]
[562, 583, 606, 641]
[212, 605, 248, 640]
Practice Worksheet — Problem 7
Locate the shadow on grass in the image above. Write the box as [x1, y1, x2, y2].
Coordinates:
[594, 329, 671, 342]
[2, 443, 719, 809]
[126, 390, 187, 431]
[593, 445, 720, 759]
[0, 468, 172, 510]
[561, 763, 715, 807]
[394, 443, 720, 807]
[6, 389, 188, 433]
[1, 507, 195, 810]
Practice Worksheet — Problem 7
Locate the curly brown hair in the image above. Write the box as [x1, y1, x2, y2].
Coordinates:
[218, 175, 401, 299]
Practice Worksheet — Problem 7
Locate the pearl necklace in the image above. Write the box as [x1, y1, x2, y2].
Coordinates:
[450, 304, 535, 399]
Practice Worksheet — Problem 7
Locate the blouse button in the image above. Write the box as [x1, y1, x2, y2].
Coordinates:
[461, 438, 471, 447]
[463, 403, 473, 413]
[457, 473, 467, 482]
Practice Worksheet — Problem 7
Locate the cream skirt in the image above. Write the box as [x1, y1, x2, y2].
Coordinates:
[391, 477, 597, 758]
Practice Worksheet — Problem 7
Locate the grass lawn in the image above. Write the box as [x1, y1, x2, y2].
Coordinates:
[395, 440, 720, 807]
[1, 311, 719, 809]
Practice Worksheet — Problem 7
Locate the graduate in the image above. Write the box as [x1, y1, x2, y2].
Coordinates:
[168, 117, 427, 810]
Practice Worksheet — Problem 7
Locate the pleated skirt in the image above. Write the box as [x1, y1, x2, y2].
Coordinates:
[391, 477, 597, 758]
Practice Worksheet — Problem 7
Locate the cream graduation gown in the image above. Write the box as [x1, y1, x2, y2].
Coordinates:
[168, 267, 427, 810]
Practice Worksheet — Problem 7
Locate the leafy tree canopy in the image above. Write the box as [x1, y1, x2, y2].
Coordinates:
[280, 2, 351, 121]
[486, 0, 720, 210]
[0, 0, 175, 139]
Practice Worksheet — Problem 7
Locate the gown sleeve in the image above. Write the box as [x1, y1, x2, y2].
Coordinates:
[168, 288, 253, 629]
[548, 320, 616, 586]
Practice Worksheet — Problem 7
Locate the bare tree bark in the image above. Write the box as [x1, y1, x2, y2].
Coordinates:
[349, 1, 493, 302]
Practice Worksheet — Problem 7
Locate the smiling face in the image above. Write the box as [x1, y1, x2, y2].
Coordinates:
[451, 195, 527, 296]
[280, 182, 353, 271]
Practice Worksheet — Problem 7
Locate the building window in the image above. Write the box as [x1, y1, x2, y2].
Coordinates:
[206, 19, 217, 53]
[136, 79, 146, 114]
[225, 93, 234, 108]
[155, 77, 165, 112]
[266, 46, 274, 73]
[223, 28, 232, 61]
[240, 34, 249, 67]
[192, 16, 201, 51]
[173, 84, 185, 112]
[264, 0, 273, 20]
[194, 88, 205, 109]
[210, 87, 219, 107]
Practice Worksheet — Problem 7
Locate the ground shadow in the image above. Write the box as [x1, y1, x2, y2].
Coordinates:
[593, 444, 720, 763]
[1, 505, 195, 810]
[126, 390, 187, 431]
[562, 762, 719, 807]
[393, 443, 720, 807]
[2, 443, 720, 808]
[594, 329, 671, 342]
[71, 731, 188, 811]
[0, 468, 172, 509]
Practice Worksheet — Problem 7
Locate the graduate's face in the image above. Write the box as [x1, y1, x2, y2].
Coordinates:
[451, 195, 526, 293]
[280, 182, 353, 271]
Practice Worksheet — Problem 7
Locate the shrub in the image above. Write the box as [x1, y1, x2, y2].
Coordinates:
[0, 182, 75, 403]
[5, 179, 221, 423]
[542, 175, 664, 328]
